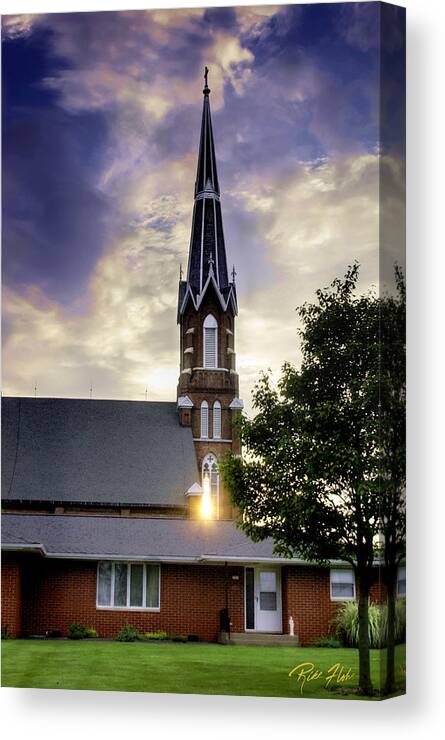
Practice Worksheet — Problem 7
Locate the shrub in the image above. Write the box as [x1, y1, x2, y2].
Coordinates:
[115, 625, 140, 642]
[143, 631, 169, 641]
[1, 627, 10, 640]
[171, 635, 188, 643]
[333, 599, 406, 648]
[312, 635, 342, 648]
[68, 624, 98, 640]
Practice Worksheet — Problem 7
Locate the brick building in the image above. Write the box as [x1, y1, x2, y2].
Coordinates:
[1, 71, 394, 645]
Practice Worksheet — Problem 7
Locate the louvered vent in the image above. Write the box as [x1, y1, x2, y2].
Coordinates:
[200, 401, 209, 438]
[204, 328, 217, 368]
[213, 401, 221, 439]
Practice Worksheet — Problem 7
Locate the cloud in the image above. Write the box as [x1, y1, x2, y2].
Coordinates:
[2, 6, 405, 414]
[3, 152, 405, 414]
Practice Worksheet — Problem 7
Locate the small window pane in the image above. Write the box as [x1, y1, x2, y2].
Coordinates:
[146, 565, 159, 608]
[260, 591, 277, 611]
[260, 571, 276, 592]
[114, 563, 128, 606]
[98, 562, 112, 606]
[245, 568, 255, 629]
[332, 582, 355, 598]
[130, 564, 144, 607]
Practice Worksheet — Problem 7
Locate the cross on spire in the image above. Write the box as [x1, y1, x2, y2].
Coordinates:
[203, 66, 210, 95]
[231, 264, 237, 283]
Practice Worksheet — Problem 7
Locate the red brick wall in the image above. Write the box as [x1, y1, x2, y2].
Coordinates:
[1, 553, 23, 638]
[2, 554, 388, 642]
[282, 566, 387, 645]
[20, 558, 245, 642]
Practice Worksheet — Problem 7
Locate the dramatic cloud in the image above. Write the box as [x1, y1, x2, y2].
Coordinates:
[2, 4, 405, 413]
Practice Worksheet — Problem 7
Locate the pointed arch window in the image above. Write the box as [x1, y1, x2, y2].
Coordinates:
[200, 401, 209, 439]
[213, 401, 221, 439]
[202, 453, 219, 519]
[203, 314, 218, 369]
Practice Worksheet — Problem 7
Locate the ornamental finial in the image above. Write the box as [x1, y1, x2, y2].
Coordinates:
[232, 264, 237, 283]
[203, 66, 210, 96]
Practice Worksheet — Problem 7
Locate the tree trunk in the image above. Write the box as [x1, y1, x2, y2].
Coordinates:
[358, 583, 373, 695]
[384, 567, 397, 695]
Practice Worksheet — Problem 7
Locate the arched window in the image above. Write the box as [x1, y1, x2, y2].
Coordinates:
[203, 314, 218, 368]
[213, 400, 221, 439]
[200, 401, 209, 438]
[202, 453, 219, 519]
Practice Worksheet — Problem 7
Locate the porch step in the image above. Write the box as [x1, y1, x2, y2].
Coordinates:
[218, 631, 299, 647]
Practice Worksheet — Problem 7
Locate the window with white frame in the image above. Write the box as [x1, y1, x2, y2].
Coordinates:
[330, 569, 355, 600]
[202, 453, 219, 518]
[200, 400, 209, 438]
[97, 562, 160, 609]
[203, 314, 218, 368]
[397, 565, 406, 597]
[213, 400, 221, 439]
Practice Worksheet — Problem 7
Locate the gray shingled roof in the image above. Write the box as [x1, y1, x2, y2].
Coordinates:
[2, 397, 198, 507]
[1, 514, 299, 563]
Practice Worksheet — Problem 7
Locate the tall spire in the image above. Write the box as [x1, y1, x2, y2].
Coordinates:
[180, 67, 234, 306]
[195, 66, 219, 198]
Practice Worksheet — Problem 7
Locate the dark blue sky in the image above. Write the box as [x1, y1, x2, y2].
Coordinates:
[2, 3, 405, 402]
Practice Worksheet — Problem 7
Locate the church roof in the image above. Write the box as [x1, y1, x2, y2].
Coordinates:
[179, 69, 237, 318]
[1, 397, 198, 508]
[1, 513, 307, 564]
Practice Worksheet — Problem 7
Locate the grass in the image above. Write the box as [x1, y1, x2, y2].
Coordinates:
[1, 640, 406, 700]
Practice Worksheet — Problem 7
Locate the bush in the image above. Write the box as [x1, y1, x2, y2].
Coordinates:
[171, 635, 188, 643]
[68, 624, 98, 640]
[311, 635, 342, 648]
[1, 627, 10, 640]
[115, 625, 140, 642]
[333, 599, 406, 648]
[143, 631, 169, 641]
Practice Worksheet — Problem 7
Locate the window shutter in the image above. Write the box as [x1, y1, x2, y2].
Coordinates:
[213, 401, 221, 439]
[200, 401, 209, 438]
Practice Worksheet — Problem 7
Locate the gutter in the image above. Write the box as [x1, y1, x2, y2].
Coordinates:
[1, 545, 353, 567]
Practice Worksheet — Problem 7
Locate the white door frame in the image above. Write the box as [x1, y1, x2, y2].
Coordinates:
[244, 565, 282, 633]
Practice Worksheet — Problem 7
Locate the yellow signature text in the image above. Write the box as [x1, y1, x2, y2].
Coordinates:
[288, 662, 356, 694]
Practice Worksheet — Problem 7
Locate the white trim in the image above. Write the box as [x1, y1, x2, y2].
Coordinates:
[177, 395, 194, 408]
[96, 561, 161, 611]
[185, 482, 203, 497]
[192, 367, 228, 373]
[244, 565, 282, 633]
[193, 438, 232, 443]
[229, 398, 244, 410]
[2, 545, 353, 566]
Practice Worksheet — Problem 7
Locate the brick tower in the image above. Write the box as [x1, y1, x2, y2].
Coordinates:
[177, 68, 243, 520]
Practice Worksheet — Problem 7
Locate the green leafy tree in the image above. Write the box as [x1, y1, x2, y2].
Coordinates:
[221, 264, 405, 696]
[378, 268, 406, 693]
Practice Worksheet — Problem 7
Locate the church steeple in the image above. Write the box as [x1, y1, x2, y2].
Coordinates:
[176, 69, 242, 521]
[178, 67, 236, 317]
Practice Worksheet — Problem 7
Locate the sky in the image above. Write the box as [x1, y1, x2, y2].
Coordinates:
[2, 2, 405, 413]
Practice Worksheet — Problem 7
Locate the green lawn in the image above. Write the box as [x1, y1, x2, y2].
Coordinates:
[1, 640, 405, 700]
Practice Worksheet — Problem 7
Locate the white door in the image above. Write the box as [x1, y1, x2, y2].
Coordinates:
[245, 567, 282, 632]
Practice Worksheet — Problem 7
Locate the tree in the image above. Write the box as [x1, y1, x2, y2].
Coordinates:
[379, 267, 406, 693]
[221, 264, 405, 696]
